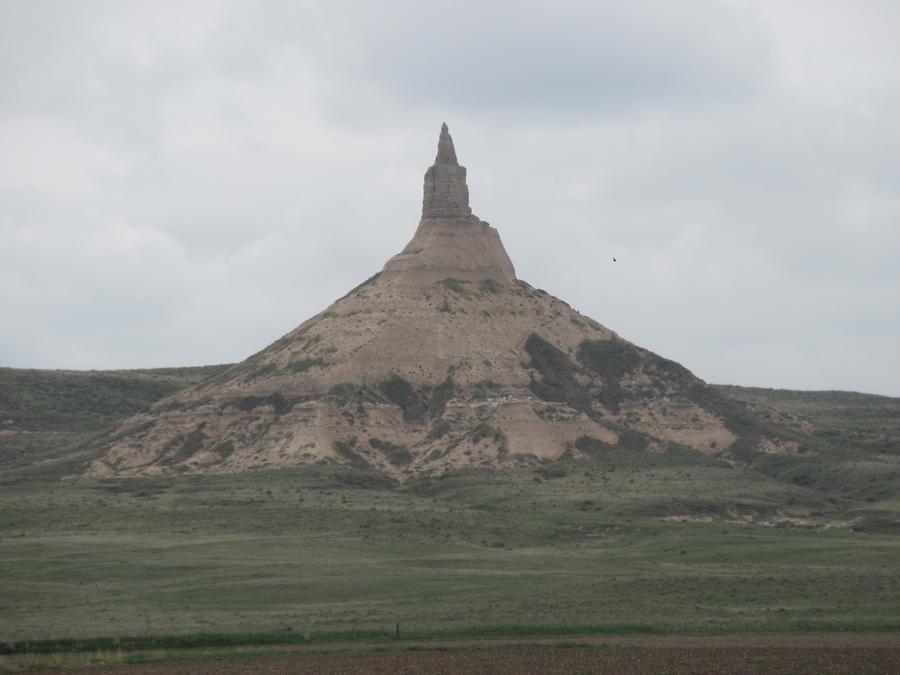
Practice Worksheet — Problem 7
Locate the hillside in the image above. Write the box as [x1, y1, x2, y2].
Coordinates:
[2, 364, 898, 527]
[0, 365, 229, 482]
[711, 385, 900, 532]
[714, 385, 900, 457]
[0, 365, 229, 432]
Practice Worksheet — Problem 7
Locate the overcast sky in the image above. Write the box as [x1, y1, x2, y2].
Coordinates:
[2, 1, 899, 396]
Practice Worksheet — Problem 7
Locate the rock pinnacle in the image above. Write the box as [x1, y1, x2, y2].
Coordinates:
[435, 122, 458, 163]
[422, 123, 471, 219]
[384, 124, 516, 281]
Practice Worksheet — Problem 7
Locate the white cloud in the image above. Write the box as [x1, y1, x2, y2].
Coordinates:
[0, 118, 127, 197]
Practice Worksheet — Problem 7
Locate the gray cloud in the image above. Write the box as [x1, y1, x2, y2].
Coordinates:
[1, 1, 898, 396]
[318, 0, 773, 113]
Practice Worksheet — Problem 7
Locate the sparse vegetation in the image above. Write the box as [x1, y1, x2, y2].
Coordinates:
[163, 423, 207, 465]
[472, 379, 501, 401]
[286, 358, 322, 373]
[438, 278, 468, 294]
[616, 427, 651, 451]
[525, 334, 591, 414]
[575, 435, 610, 456]
[379, 375, 427, 424]
[427, 377, 456, 419]
[248, 363, 278, 379]
[211, 440, 235, 459]
[535, 464, 567, 479]
[369, 438, 413, 465]
[470, 423, 508, 455]
[427, 418, 451, 440]
[333, 437, 369, 469]
[479, 278, 502, 294]
[0, 365, 227, 432]
[235, 392, 296, 416]
[577, 339, 642, 413]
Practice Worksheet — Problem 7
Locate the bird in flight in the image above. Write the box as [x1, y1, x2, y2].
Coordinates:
[612, 257, 617, 262]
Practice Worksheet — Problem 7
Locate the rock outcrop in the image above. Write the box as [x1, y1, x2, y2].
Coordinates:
[422, 122, 471, 219]
[88, 124, 754, 479]
[383, 123, 516, 283]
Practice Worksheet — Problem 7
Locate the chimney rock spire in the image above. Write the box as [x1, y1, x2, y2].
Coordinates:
[435, 122, 458, 163]
[422, 123, 471, 219]
[383, 123, 516, 282]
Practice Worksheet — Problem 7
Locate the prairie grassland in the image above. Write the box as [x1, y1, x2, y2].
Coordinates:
[2, 462, 900, 644]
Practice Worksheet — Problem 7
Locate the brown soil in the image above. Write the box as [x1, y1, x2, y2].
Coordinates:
[57, 635, 900, 674]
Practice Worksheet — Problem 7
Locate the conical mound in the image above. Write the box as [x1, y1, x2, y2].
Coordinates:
[89, 125, 753, 478]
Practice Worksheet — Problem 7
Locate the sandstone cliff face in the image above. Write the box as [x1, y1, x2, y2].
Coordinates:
[88, 125, 740, 479]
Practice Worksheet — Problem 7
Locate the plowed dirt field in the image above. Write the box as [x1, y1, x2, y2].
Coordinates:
[58, 635, 900, 674]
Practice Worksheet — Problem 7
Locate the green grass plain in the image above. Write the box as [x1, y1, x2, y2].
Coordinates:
[1, 369, 900, 649]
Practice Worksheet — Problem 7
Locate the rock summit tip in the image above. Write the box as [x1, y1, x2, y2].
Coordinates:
[422, 123, 471, 219]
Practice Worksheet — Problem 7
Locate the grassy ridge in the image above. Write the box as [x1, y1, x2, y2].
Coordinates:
[713, 385, 900, 530]
[714, 385, 900, 457]
[0, 365, 231, 483]
[0, 365, 230, 432]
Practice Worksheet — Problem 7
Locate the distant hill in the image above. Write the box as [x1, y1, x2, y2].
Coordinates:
[711, 385, 900, 531]
[0, 365, 231, 432]
[0, 365, 229, 482]
[714, 385, 900, 458]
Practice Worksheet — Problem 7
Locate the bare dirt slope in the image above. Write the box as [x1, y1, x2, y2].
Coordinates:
[88, 125, 771, 479]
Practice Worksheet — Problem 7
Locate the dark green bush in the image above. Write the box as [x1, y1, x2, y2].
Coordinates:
[438, 278, 467, 293]
[286, 358, 322, 374]
[616, 428, 651, 451]
[333, 437, 369, 469]
[427, 418, 451, 440]
[536, 464, 567, 479]
[470, 423, 508, 454]
[235, 393, 294, 416]
[576, 339, 642, 413]
[575, 435, 611, 456]
[429, 377, 456, 418]
[163, 423, 207, 465]
[479, 278, 502, 294]
[525, 334, 591, 414]
[369, 438, 413, 465]
[379, 376, 426, 424]
[212, 440, 235, 458]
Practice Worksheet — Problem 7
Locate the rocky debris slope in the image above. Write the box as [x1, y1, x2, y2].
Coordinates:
[88, 125, 767, 479]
